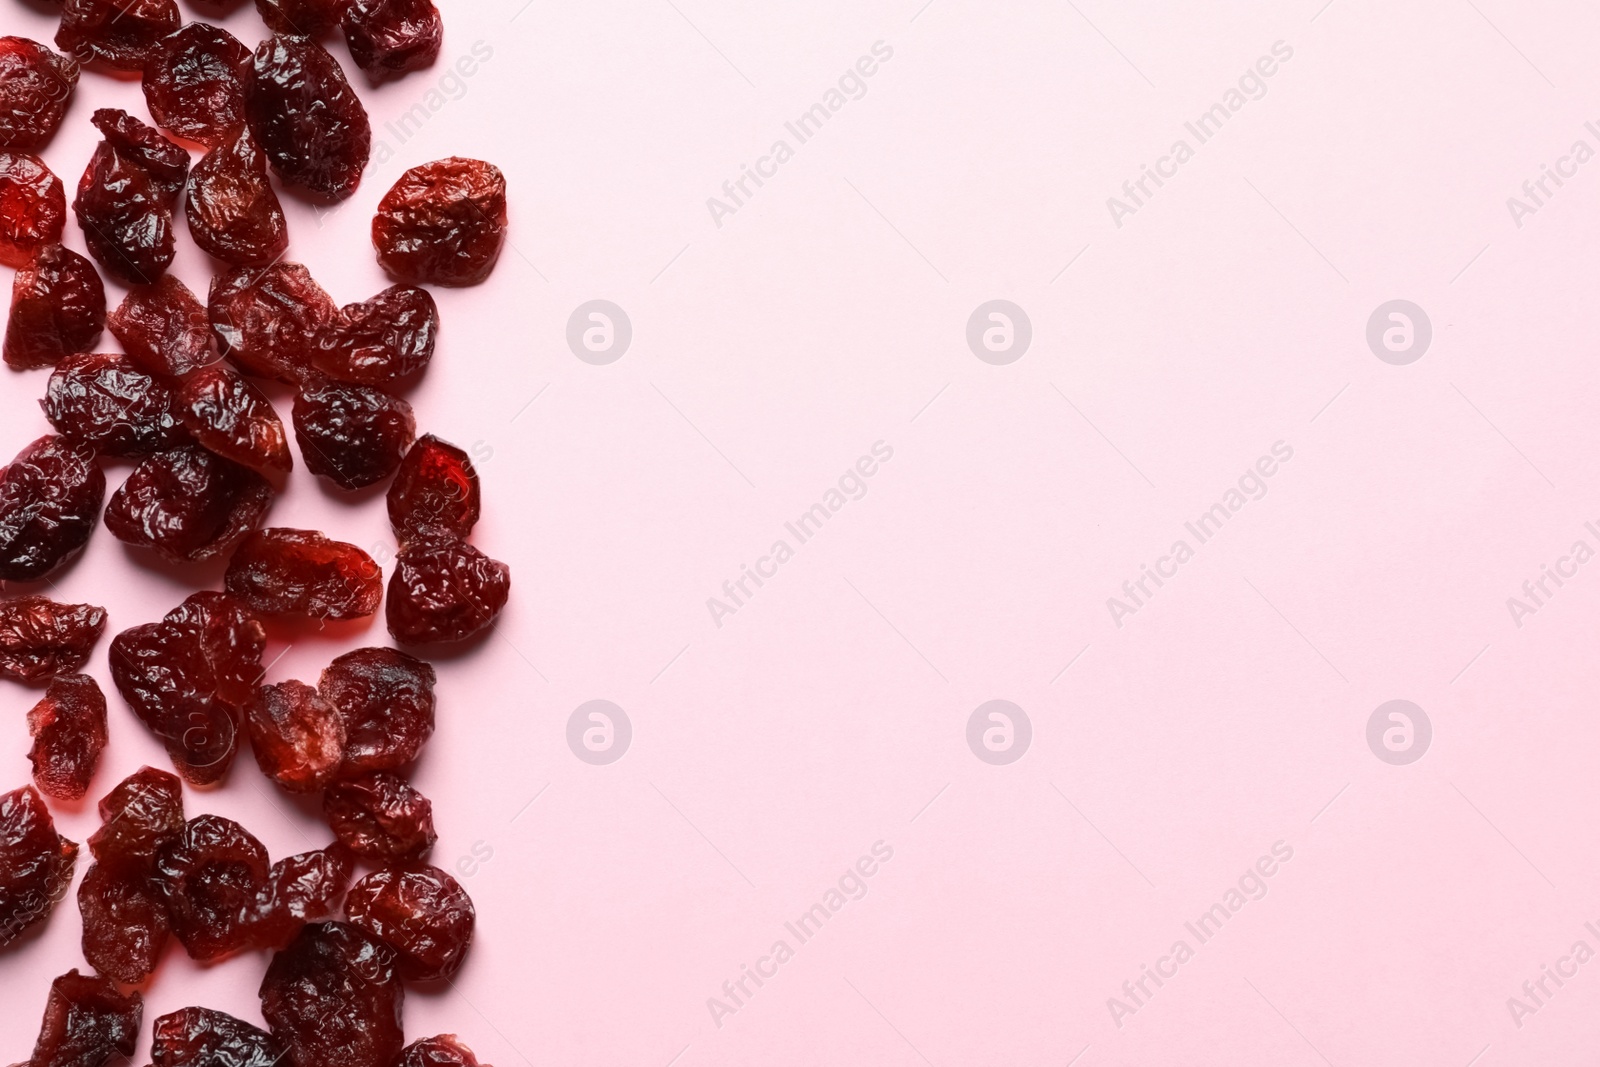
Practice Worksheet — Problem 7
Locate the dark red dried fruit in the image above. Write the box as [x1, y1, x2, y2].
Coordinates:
[75, 143, 175, 285]
[0, 435, 106, 583]
[0, 596, 105, 683]
[26, 674, 107, 801]
[387, 529, 510, 645]
[88, 766, 184, 874]
[0, 38, 79, 152]
[255, 0, 350, 35]
[90, 108, 189, 204]
[247, 35, 370, 200]
[210, 263, 337, 383]
[187, 134, 289, 267]
[373, 158, 507, 286]
[56, 0, 180, 70]
[249, 845, 352, 948]
[246, 680, 345, 793]
[294, 380, 415, 489]
[108, 274, 216, 377]
[0, 785, 76, 948]
[320, 646, 434, 777]
[42, 352, 190, 457]
[400, 1035, 491, 1067]
[153, 814, 270, 961]
[142, 24, 252, 147]
[105, 446, 275, 563]
[389, 435, 479, 542]
[225, 528, 382, 620]
[78, 862, 169, 984]
[179, 363, 293, 473]
[26, 970, 141, 1067]
[0, 152, 65, 268]
[312, 284, 437, 385]
[3, 244, 106, 370]
[323, 772, 435, 862]
[150, 1007, 283, 1067]
[260, 922, 404, 1067]
[342, 0, 441, 82]
[345, 864, 474, 981]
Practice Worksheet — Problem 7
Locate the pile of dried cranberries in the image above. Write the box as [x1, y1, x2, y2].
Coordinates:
[0, 1, 512, 1063]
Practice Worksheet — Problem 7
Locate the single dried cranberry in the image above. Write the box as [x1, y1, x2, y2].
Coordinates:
[320, 647, 434, 777]
[0, 785, 76, 948]
[260, 922, 404, 1067]
[150, 1007, 283, 1067]
[0, 596, 105, 683]
[142, 24, 252, 147]
[255, 0, 350, 35]
[387, 529, 510, 645]
[224, 528, 382, 620]
[342, 0, 441, 82]
[78, 862, 170, 984]
[88, 766, 184, 875]
[323, 773, 436, 862]
[56, 0, 180, 70]
[187, 133, 289, 267]
[42, 352, 191, 457]
[0, 38, 79, 151]
[400, 1035, 491, 1067]
[108, 274, 216, 377]
[105, 446, 275, 563]
[345, 864, 474, 981]
[179, 363, 293, 473]
[153, 814, 270, 961]
[248, 845, 352, 948]
[311, 285, 437, 385]
[210, 263, 337, 383]
[294, 380, 415, 489]
[90, 108, 189, 204]
[75, 143, 175, 285]
[389, 435, 479, 542]
[26, 674, 107, 801]
[0, 435, 106, 583]
[246, 680, 345, 792]
[373, 158, 507, 286]
[3, 244, 106, 370]
[0, 152, 65, 268]
[247, 35, 370, 200]
[26, 970, 141, 1067]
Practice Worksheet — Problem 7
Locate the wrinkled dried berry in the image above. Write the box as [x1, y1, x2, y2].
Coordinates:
[246, 680, 345, 793]
[142, 24, 252, 147]
[248, 35, 370, 200]
[150, 1007, 283, 1067]
[389, 435, 479, 542]
[3, 244, 105, 370]
[75, 142, 174, 285]
[0, 596, 105, 683]
[78, 862, 169, 984]
[210, 263, 337, 382]
[0, 152, 65, 268]
[260, 922, 404, 1067]
[0, 435, 106, 583]
[153, 814, 270, 960]
[0, 38, 79, 151]
[108, 274, 215, 377]
[249, 845, 352, 948]
[345, 864, 474, 981]
[323, 772, 435, 861]
[312, 284, 437, 385]
[373, 158, 506, 286]
[0, 785, 76, 948]
[26, 970, 141, 1067]
[320, 646, 434, 777]
[225, 528, 381, 620]
[387, 529, 509, 645]
[187, 133, 289, 267]
[256, 0, 349, 35]
[56, 0, 179, 70]
[294, 380, 414, 489]
[42, 353, 190, 457]
[179, 363, 293, 473]
[26, 674, 107, 801]
[400, 1035, 491, 1067]
[91, 108, 189, 204]
[342, 0, 441, 82]
[88, 766, 184, 874]
[105, 446, 274, 563]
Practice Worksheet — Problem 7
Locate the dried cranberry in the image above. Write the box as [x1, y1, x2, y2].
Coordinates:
[345, 864, 474, 981]
[320, 646, 434, 777]
[142, 24, 252, 147]
[294, 380, 415, 489]
[153, 814, 270, 961]
[25, 970, 141, 1067]
[389, 435, 479, 542]
[26, 674, 107, 801]
[224, 528, 382, 620]
[0, 785, 76, 948]
[0, 596, 105, 683]
[400, 1035, 490, 1067]
[0, 152, 65, 268]
[373, 158, 507, 286]
[187, 133, 289, 267]
[105, 446, 275, 563]
[246, 680, 345, 792]
[312, 284, 437, 385]
[323, 773, 435, 862]
[42, 352, 190, 457]
[210, 263, 337, 383]
[75, 143, 175, 285]
[255, 0, 350, 35]
[88, 766, 184, 874]
[107, 274, 216, 377]
[78, 862, 169, 984]
[342, 0, 441, 82]
[178, 363, 293, 473]
[0, 435, 106, 583]
[90, 108, 189, 204]
[260, 922, 404, 1067]
[150, 1007, 283, 1067]
[247, 35, 370, 200]
[56, 0, 180, 70]
[0, 38, 79, 151]
[249, 845, 352, 948]
[387, 529, 509, 645]
[3, 244, 106, 370]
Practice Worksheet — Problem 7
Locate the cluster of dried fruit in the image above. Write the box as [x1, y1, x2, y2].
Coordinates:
[0, 2, 512, 1064]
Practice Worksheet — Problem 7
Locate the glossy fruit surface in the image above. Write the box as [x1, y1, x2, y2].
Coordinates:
[259, 921, 404, 1067]
[320, 646, 435, 777]
[247, 34, 370, 200]
[178, 363, 293, 474]
[0, 785, 77, 949]
[293, 379, 415, 489]
[25, 969, 141, 1067]
[0, 434, 105, 583]
[345, 864, 474, 981]
[43, 352, 190, 457]
[224, 527, 382, 620]
[373, 157, 506, 286]
[142, 24, 252, 147]
[0, 151, 65, 268]
[0, 596, 105, 683]
[0, 37, 79, 151]
[26, 673, 107, 801]
[387, 529, 510, 645]
[2, 244, 105, 370]
[104, 446, 274, 563]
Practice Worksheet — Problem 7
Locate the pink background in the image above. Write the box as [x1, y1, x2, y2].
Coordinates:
[5, 0, 1600, 1063]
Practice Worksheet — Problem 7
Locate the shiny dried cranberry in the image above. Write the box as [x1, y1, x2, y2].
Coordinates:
[0, 38, 79, 151]
[255, 0, 349, 35]
[389, 435, 479, 542]
[107, 275, 215, 378]
[342, 0, 440, 82]
[42, 352, 190, 456]
[153, 814, 270, 961]
[105, 446, 275, 563]
[26, 674, 107, 801]
[260, 922, 404, 1067]
[0, 435, 106, 583]
[78, 862, 170, 984]
[56, 0, 179, 70]
[0, 596, 105, 683]
[179, 363, 293, 473]
[0, 152, 65, 268]
[91, 108, 189, 204]
[3, 244, 106, 370]
[88, 766, 184, 874]
[75, 143, 174, 285]
[142, 24, 252, 147]
[246, 680, 345, 793]
[294, 380, 415, 489]
[187, 133, 289, 267]
[0, 785, 76, 949]
[373, 158, 507, 286]
[312, 285, 437, 385]
[224, 528, 382, 620]
[387, 529, 509, 645]
[247, 35, 370, 200]
[323, 772, 435, 862]
[26, 970, 141, 1067]
[249, 845, 352, 948]
[320, 646, 434, 777]
[345, 864, 474, 981]
[400, 1035, 490, 1067]
[210, 263, 337, 382]
[151, 1007, 283, 1067]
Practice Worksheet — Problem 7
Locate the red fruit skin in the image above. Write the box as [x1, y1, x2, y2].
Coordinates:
[78, 862, 170, 984]
[150, 1007, 284, 1067]
[43, 352, 191, 457]
[323, 773, 436, 862]
[373, 157, 507, 286]
[90, 109, 189, 204]
[56, 0, 180, 70]
[0, 38, 79, 151]
[345, 864, 475, 981]
[311, 284, 437, 386]
[210, 263, 337, 383]
[245, 679, 346, 793]
[319, 646, 435, 778]
[400, 1035, 491, 1067]
[187, 133, 289, 267]
[88, 766, 184, 875]
[0, 435, 106, 584]
[294, 380, 416, 489]
[27, 673, 108, 801]
[387, 529, 510, 645]
[249, 845, 353, 949]
[142, 24, 252, 147]
[152, 814, 270, 961]
[3, 244, 106, 370]
[26, 970, 141, 1067]
[260, 922, 404, 1067]
[105, 446, 275, 563]
[255, 0, 351, 35]
[342, 0, 441, 82]
[74, 143, 175, 286]
[0, 596, 105, 683]
[388, 434, 479, 542]
[224, 527, 383, 620]
[179, 363, 293, 474]
[107, 275, 216, 377]
[247, 35, 371, 200]
[0, 785, 77, 949]
[0, 152, 65, 268]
